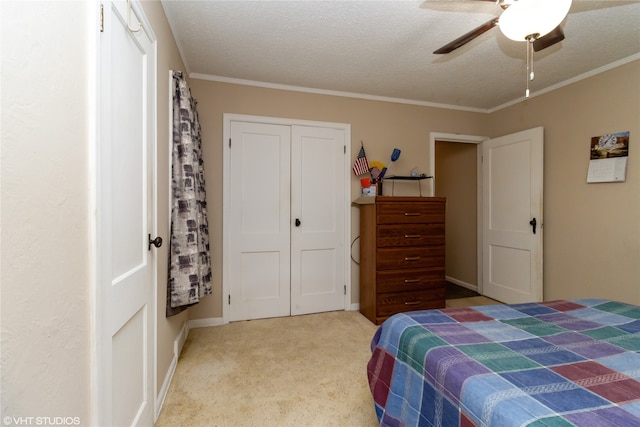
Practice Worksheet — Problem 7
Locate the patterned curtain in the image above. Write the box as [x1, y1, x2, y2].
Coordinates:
[167, 71, 212, 317]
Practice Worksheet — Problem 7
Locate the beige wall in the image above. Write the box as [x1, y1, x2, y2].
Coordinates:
[1, 1, 92, 422]
[1, 0, 193, 420]
[186, 80, 488, 319]
[485, 60, 640, 303]
[435, 142, 478, 287]
[189, 59, 640, 319]
[139, 0, 191, 397]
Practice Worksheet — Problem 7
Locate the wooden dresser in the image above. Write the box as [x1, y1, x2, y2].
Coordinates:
[358, 197, 446, 324]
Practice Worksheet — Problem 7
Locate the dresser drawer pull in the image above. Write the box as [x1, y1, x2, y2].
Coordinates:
[404, 234, 422, 238]
[404, 213, 420, 216]
[404, 256, 421, 261]
[404, 279, 421, 284]
[404, 301, 422, 306]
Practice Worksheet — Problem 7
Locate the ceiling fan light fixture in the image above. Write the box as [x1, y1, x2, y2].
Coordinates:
[499, 0, 572, 42]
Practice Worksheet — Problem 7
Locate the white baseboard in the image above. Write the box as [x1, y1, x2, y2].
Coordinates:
[155, 320, 188, 420]
[446, 276, 478, 292]
[188, 317, 225, 329]
[350, 303, 359, 311]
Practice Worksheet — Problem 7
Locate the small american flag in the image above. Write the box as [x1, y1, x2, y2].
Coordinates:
[352, 145, 369, 176]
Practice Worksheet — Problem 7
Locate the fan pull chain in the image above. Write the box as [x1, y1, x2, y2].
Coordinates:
[525, 35, 536, 98]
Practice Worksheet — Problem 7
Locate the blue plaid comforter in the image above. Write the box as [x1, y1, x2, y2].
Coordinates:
[367, 299, 640, 426]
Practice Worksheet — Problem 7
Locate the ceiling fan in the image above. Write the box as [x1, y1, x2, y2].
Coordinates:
[433, 0, 573, 97]
[433, 0, 572, 55]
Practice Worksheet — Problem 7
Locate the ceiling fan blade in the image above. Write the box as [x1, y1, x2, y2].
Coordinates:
[433, 18, 499, 54]
[420, 0, 495, 9]
[533, 25, 565, 52]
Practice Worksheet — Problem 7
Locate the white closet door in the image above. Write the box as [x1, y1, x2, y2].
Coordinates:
[229, 121, 291, 321]
[227, 120, 348, 321]
[291, 126, 346, 315]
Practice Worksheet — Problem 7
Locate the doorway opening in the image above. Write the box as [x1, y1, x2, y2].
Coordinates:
[429, 133, 486, 295]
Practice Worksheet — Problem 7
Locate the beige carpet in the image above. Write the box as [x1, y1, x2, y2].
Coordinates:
[155, 310, 379, 427]
[155, 296, 499, 427]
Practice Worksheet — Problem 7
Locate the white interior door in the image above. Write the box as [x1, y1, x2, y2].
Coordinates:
[227, 119, 347, 322]
[291, 126, 346, 315]
[228, 122, 292, 321]
[98, 1, 156, 425]
[482, 127, 543, 303]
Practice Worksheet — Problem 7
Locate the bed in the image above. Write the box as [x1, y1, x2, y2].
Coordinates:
[367, 299, 640, 426]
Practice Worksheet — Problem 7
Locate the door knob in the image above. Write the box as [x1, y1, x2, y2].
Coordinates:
[148, 234, 163, 250]
[529, 218, 537, 234]
[295, 218, 301, 227]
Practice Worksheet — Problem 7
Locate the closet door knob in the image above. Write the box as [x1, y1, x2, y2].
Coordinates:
[295, 218, 301, 227]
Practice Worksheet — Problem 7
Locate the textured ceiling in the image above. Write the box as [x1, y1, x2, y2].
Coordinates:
[161, 0, 640, 111]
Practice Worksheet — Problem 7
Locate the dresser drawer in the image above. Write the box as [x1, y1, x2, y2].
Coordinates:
[377, 224, 445, 247]
[376, 268, 444, 293]
[376, 247, 444, 270]
[377, 202, 445, 224]
[376, 289, 446, 318]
